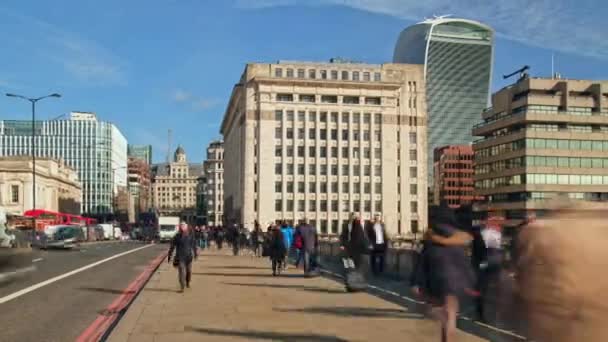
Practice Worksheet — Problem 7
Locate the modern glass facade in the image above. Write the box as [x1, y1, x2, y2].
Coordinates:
[128, 145, 152, 165]
[394, 18, 494, 181]
[0, 112, 127, 214]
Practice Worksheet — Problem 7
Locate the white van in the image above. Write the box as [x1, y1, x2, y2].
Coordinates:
[99, 224, 114, 240]
[158, 216, 179, 242]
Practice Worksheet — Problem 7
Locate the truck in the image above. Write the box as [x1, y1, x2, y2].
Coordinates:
[158, 216, 180, 242]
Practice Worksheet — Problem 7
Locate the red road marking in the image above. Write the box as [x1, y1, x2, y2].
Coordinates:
[76, 251, 166, 342]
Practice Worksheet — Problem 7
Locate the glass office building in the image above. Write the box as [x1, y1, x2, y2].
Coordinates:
[128, 144, 152, 165]
[0, 112, 127, 214]
[394, 17, 494, 180]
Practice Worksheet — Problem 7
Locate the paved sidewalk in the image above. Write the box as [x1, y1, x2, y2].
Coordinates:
[110, 249, 487, 342]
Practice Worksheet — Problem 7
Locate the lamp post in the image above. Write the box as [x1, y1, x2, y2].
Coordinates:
[6, 93, 61, 231]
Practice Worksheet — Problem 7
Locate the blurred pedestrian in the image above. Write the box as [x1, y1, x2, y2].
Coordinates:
[168, 223, 198, 292]
[269, 224, 286, 276]
[280, 222, 294, 270]
[366, 213, 388, 275]
[298, 221, 319, 276]
[475, 217, 503, 323]
[340, 213, 368, 269]
[252, 221, 262, 257]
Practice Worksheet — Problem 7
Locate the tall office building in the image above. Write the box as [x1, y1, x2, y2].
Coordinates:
[473, 76, 608, 223]
[128, 145, 152, 165]
[220, 60, 428, 236]
[201, 140, 224, 226]
[394, 17, 494, 180]
[0, 112, 127, 215]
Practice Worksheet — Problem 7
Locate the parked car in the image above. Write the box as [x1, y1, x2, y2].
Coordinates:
[46, 226, 85, 249]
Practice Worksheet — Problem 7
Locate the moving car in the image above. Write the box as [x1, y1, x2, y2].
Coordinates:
[46, 225, 85, 249]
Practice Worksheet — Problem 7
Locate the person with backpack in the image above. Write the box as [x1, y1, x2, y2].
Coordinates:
[168, 223, 198, 292]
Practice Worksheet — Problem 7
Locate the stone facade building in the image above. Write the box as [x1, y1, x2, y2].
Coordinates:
[201, 140, 224, 226]
[0, 156, 81, 215]
[473, 76, 608, 223]
[220, 60, 428, 236]
[151, 146, 203, 222]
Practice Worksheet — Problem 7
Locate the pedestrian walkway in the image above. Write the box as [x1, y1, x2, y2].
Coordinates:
[110, 249, 487, 342]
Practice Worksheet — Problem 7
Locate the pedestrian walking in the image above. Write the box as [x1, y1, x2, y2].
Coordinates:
[475, 217, 503, 323]
[420, 205, 476, 342]
[229, 224, 240, 256]
[168, 223, 198, 292]
[366, 213, 388, 275]
[268, 224, 286, 276]
[340, 213, 369, 269]
[280, 222, 294, 270]
[215, 227, 224, 250]
[252, 221, 262, 257]
[298, 221, 319, 276]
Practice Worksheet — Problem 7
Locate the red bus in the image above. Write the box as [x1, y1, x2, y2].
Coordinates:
[23, 210, 97, 231]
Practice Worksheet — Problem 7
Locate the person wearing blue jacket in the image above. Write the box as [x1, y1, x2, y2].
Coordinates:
[280, 222, 294, 270]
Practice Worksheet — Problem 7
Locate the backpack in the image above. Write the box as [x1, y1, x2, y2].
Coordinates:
[293, 234, 303, 249]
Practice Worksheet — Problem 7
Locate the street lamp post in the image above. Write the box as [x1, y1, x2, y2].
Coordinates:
[6, 93, 61, 230]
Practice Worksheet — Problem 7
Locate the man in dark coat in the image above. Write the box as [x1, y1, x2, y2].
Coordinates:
[298, 221, 319, 275]
[340, 213, 369, 269]
[365, 213, 389, 275]
[168, 223, 198, 292]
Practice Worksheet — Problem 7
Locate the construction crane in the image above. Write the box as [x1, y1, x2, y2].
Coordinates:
[503, 65, 530, 81]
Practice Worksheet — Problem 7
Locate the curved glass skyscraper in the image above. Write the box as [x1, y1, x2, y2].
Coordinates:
[394, 18, 494, 181]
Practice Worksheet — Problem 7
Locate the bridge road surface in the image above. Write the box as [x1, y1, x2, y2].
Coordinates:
[110, 249, 488, 342]
[0, 241, 166, 342]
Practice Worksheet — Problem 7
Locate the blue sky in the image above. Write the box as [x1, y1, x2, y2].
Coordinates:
[1, 0, 606, 163]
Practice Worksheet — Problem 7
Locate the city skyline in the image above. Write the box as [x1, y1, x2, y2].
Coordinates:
[1, 1, 606, 163]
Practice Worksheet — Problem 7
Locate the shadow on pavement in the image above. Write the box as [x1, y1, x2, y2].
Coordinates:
[184, 326, 348, 342]
[207, 266, 269, 270]
[222, 282, 346, 294]
[192, 272, 303, 278]
[78, 287, 135, 295]
[274, 306, 424, 319]
[142, 287, 182, 293]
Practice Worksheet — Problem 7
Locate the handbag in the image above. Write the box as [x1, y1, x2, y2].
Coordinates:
[172, 255, 180, 267]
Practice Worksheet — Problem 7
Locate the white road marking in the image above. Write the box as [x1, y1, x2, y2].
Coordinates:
[0, 244, 153, 305]
[32, 258, 43, 263]
[319, 267, 526, 340]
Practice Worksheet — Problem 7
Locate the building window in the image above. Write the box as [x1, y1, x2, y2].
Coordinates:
[300, 94, 315, 103]
[409, 132, 417, 144]
[374, 130, 381, 141]
[277, 93, 293, 102]
[275, 164, 282, 174]
[364, 148, 371, 159]
[374, 182, 381, 193]
[365, 97, 381, 105]
[363, 72, 371, 81]
[298, 111, 306, 121]
[375, 201, 382, 213]
[275, 146, 282, 157]
[363, 131, 370, 141]
[275, 68, 283, 77]
[410, 184, 417, 195]
[341, 130, 349, 141]
[320, 70, 327, 79]
[286, 146, 294, 157]
[11, 185, 19, 203]
[374, 148, 381, 159]
[364, 183, 371, 194]
[320, 165, 328, 175]
[286, 128, 293, 139]
[411, 220, 419, 234]
[287, 164, 294, 175]
[331, 182, 338, 193]
[275, 200, 282, 211]
[297, 164, 305, 175]
[330, 70, 338, 80]
[320, 200, 327, 211]
[309, 200, 316, 211]
[308, 164, 316, 174]
[287, 182, 294, 193]
[287, 200, 294, 211]
[320, 147, 327, 158]
[298, 128, 305, 139]
[343, 96, 359, 104]
[331, 200, 338, 211]
[320, 112, 328, 122]
[411, 201, 418, 213]
[331, 129, 338, 140]
[342, 164, 349, 176]
[409, 150, 417, 161]
[374, 72, 381, 81]
[364, 165, 371, 176]
[353, 71, 360, 81]
[354, 165, 360, 176]
[331, 165, 338, 176]
[298, 182, 305, 193]
[297, 146, 305, 157]
[286, 68, 294, 77]
[341, 71, 349, 80]
[297, 69, 305, 78]
[320, 182, 328, 193]
[374, 113, 381, 124]
[275, 110, 282, 121]
[309, 111, 317, 121]
[309, 129, 316, 140]
[275, 182, 282, 193]
[321, 95, 338, 104]
[320, 129, 327, 140]
[410, 167, 417, 178]
[275, 127, 282, 139]
[309, 182, 316, 192]
[331, 147, 338, 158]
[342, 147, 349, 158]
[342, 182, 350, 192]
[363, 113, 371, 124]
[308, 69, 316, 79]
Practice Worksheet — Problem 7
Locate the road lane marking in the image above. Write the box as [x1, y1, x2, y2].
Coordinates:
[0, 244, 154, 305]
[32, 258, 43, 263]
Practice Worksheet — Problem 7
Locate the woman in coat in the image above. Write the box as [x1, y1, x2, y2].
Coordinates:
[268, 225, 287, 276]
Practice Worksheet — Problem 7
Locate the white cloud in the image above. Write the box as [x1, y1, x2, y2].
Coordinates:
[0, 7, 127, 86]
[170, 88, 219, 112]
[237, 0, 608, 60]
